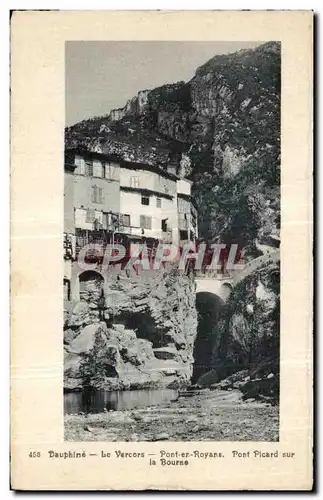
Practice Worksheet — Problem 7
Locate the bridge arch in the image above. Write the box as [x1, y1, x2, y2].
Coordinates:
[192, 291, 224, 383]
[195, 278, 234, 303]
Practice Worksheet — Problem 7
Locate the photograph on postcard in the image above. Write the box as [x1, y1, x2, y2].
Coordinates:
[63, 41, 281, 443]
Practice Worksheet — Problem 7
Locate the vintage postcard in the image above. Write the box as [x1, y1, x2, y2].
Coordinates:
[10, 10, 313, 490]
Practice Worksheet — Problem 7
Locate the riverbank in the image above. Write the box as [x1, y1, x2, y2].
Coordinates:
[65, 389, 279, 442]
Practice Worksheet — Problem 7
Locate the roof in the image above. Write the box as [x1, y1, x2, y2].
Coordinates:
[65, 147, 189, 182]
[65, 147, 120, 163]
[120, 159, 180, 181]
[120, 185, 174, 200]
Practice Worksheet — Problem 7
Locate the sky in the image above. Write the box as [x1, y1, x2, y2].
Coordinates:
[66, 41, 262, 127]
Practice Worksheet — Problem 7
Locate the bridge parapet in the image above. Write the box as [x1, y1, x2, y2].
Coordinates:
[194, 249, 280, 302]
[233, 249, 280, 285]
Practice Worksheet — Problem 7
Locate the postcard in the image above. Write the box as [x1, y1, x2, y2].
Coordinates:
[10, 10, 313, 490]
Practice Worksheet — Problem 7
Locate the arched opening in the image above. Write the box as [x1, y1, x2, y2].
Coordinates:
[192, 292, 224, 384]
[78, 270, 105, 302]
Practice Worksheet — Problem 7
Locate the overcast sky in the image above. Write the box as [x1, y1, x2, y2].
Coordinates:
[66, 41, 262, 127]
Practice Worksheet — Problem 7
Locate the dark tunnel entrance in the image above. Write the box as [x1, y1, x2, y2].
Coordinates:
[192, 292, 225, 384]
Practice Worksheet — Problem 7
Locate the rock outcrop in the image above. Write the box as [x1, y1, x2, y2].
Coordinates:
[64, 266, 197, 390]
[194, 263, 280, 402]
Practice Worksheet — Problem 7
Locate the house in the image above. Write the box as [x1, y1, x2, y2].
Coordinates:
[63, 147, 198, 300]
[64, 148, 198, 247]
[118, 159, 179, 244]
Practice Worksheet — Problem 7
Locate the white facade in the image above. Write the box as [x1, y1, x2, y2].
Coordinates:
[120, 167, 176, 196]
[118, 165, 197, 244]
[119, 166, 179, 243]
[176, 178, 192, 197]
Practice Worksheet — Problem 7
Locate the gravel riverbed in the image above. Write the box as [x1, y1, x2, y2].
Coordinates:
[65, 389, 279, 442]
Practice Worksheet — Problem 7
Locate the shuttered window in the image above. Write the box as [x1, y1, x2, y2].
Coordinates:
[105, 163, 115, 179]
[140, 215, 152, 230]
[91, 186, 104, 204]
[178, 197, 190, 213]
[156, 197, 162, 208]
[130, 176, 140, 188]
[93, 160, 103, 178]
[74, 155, 85, 175]
[86, 209, 95, 223]
[85, 160, 93, 176]
[120, 214, 131, 227]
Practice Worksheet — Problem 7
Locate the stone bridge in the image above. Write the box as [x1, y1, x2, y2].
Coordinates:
[195, 249, 280, 303]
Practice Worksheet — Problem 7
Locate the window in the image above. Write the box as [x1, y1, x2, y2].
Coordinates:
[93, 160, 103, 178]
[161, 219, 168, 232]
[74, 208, 87, 228]
[130, 176, 140, 188]
[141, 196, 150, 206]
[74, 155, 85, 175]
[120, 214, 131, 227]
[178, 213, 188, 230]
[91, 185, 104, 204]
[178, 197, 190, 214]
[86, 209, 95, 223]
[156, 197, 162, 208]
[140, 215, 152, 230]
[85, 160, 93, 176]
[104, 162, 114, 179]
[179, 230, 188, 241]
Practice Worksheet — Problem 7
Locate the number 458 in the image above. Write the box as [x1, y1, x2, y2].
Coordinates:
[29, 451, 41, 458]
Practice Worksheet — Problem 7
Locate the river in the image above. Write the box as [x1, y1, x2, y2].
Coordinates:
[64, 388, 179, 414]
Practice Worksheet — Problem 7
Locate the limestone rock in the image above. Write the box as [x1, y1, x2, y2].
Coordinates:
[68, 323, 107, 355]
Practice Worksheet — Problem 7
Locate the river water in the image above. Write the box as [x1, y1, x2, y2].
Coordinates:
[64, 388, 179, 414]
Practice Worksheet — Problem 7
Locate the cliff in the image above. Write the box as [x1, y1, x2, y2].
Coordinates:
[195, 262, 280, 402]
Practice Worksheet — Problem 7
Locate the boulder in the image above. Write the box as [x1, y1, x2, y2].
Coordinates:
[68, 323, 107, 355]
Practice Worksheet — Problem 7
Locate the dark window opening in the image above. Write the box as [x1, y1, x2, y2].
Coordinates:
[141, 196, 150, 206]
[179, 230, 188, 241]
[161, 219, 168, 232]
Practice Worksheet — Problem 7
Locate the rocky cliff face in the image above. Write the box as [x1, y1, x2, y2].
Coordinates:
[194, 262, 280, 402]
[64, 266, 197, 390]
